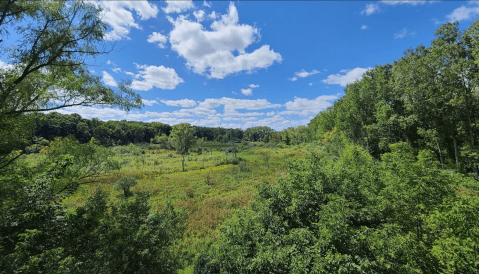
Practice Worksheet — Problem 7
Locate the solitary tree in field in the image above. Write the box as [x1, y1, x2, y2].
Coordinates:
[169, 123, 196, 171]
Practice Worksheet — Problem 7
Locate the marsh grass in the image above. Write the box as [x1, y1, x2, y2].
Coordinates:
[24, 142, 316, 269]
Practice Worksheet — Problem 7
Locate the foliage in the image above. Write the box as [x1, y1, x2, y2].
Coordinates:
[308, 20, 479, 173]
[195, 141, 479, 273]
[114, 176, 138, 198]
[170, 123, 197, 172]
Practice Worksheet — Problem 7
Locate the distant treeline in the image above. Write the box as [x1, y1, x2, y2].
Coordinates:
[31, 112, 312, 147]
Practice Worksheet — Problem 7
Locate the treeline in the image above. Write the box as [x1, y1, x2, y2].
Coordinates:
[33, 113, 171, 146]
[30, 113, 313, 148]
[194, 21, 479, 273]
[308, 21, 479, 176]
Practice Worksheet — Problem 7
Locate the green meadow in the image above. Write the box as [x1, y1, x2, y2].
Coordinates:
[42, 141, 313, 267]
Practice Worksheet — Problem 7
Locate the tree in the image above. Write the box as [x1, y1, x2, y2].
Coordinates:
[0, 0, 142, 170]
[169, 123, 196, 172]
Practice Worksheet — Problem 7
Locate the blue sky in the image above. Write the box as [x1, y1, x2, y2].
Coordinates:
[40, 1, 479, 130]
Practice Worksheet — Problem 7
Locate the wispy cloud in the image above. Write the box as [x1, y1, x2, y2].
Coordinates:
[446, 2, 479, 22]
[322, 67, 371, 87]
[289, 69, 320, 81]
[394, 27, 416, 39]
[361, 3, 380, 16]
[142, 99, 159, 106]
[102, 71, 117, 87]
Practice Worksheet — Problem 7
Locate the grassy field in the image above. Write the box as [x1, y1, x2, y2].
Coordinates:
[44, 141, 317, 269]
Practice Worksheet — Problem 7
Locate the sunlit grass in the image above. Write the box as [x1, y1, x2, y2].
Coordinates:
[25, 141, 316, 268]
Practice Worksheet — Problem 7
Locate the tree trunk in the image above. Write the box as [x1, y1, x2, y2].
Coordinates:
[453, 136, 459, 166]
[436, 143, 444, 168]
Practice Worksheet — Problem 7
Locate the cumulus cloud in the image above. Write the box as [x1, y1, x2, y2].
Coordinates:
[394, 28, 415, 39]
[102, 71, 117, 87]
[193, 10, 206, 22]
[208, 11, 217, 20]
[51, 105, 127, 120]
[322, 67, 371, 87]
[168, 2, 282, 79]
[289, 69, 320, 81]
[361, 25, 368, 30]
[446, 2, 479, 22]
[249, 84, 260, 88]
[361, 3, 380, 16]
[161, 99, 197, 108]
[49, 94, 341, 130]
[142, 99, 159, 106]
[131, 64, 184, 91]
[198, 97, 281, 111]
[163, 0, 195, 14]
[147, 32, 168, 48]
[283, 95, 337, 116]
[241, 88, 253, 96]
[96, 1, 159, 41]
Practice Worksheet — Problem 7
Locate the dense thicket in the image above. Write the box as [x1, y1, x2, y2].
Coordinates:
[195, 137, 479, 273]
[308, 21, 479, 176]
[195, 21, 479, 274]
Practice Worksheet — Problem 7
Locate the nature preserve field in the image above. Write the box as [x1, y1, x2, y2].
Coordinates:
[29, 141, 314, 267]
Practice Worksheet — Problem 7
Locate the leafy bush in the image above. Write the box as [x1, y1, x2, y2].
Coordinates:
[195, 141, 479, 273]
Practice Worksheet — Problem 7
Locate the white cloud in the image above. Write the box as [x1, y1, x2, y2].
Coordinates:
[168, 2, 282, 79]
[394, 27, 415, 39]
[309, 83, 313, 86]
[49, 95, 337, 130]
[322, 67, 371, 87]
[241, 88, 253, 96]
[361, 25, 368, 30]
[97, 1, 159, 41]
[51, 105, 127, 120]
[197, 97, 281, 111]
[102, 71, 117, 87]
[0, 60, 14, 70]
[208, 11, 217, 20]
[112, 67, 122, 73]
[163, 0, 195, 14]
[283, 95, 337, 116]
[232, 91, 238, 95]
[147, 32, 168, 48]
[289, 69, 320, 81]
[382, 0, 429, 6]
[142, 99, 159, 106]
[193, 10, 206, 22]
[124, 71, 137, 78]
[432, 18, 443, 25]
[446, 2, 479, 22]
[361, 3, 380, 16]
[131, 64, 184, 91]
[248, 84, 260, 88]
[161, 99, 197, 108]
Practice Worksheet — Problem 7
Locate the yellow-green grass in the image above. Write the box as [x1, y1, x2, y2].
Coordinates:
[25, 142, 317, 267]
